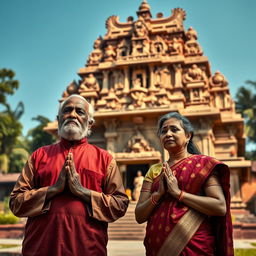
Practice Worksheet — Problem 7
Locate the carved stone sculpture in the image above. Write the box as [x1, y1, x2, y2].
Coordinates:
[87, 37, 103, 65]
[129, 80, 148, 109]
[151, 35, 168, 54]
[168, 37, 183, 55]
[184, 27, 203, 56]
[79, 73, 100, 93]
[126, 131, 153, 153]
[144, 87, 158, 107]
[154, 66, 171, 89]
[209, 71, 228, 88]
[104, 88, 122, 110]
[104, 44, 116, 61]
[117, 39, 130, 58]
[155, 88, 171, 106]
[183, 64, 207, 83]
[62, 81, 79, 98]
[132, 38, 150, 56]
[133, 18, 148, 38]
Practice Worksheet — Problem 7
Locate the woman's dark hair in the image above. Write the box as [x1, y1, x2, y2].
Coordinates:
[157, 112, 201, 155]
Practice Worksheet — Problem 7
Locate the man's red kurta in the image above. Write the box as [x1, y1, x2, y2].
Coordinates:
[10, 138, 129, 256]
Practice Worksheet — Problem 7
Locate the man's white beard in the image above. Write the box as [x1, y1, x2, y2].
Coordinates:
[58, 119, 89, 141]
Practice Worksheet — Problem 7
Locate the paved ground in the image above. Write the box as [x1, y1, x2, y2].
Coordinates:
[0, 239, 256, 255]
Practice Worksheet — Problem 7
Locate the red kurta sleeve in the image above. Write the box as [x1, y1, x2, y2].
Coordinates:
[90, 159, 129, 222]
[9, 156, 50, 217]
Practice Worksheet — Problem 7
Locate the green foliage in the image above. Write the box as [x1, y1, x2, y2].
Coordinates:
[0, 111, 23, 156]
[0, 68, 25, 173]
[235, 248, 256, 256]
[245, 151, 256, 160]
[0, 154, 9, 173]
[235, 80, 256, 159]
[26, 115, 55, 152]
[9, 147, 29, 173]
[0, 198, 19, 224]
[3, 197, 10, 213]
[0, 69, 19, 108]
[0, 244, 20, 249]
[0, 212, 19, 224]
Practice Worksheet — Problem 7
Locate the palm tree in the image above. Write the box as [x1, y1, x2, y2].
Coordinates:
[0, 69, 19, 108]
[26, 115, 55, 153]
[235, 80, 256, 159]
[0, 68, 24, 173]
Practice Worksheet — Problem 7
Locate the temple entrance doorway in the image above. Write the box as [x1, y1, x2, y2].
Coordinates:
[126, 164, 149, 200]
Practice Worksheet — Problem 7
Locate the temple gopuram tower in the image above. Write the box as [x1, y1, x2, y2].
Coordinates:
[46, 0, 251, 218]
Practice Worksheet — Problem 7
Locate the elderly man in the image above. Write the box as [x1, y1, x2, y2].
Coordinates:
[10, 94, 129, 256]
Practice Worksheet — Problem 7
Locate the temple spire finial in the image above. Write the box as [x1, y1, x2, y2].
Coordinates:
[137, 0, 152, 19]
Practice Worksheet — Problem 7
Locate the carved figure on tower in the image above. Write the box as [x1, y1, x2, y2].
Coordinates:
[126, 130, 153, 153]
[94, 37, 102, 48]
[144, 87, 158, 107]
[184, 27, 203, 56]
[168, 37, 184, 55]
[209, 71, 228, 88]
[209, 71, 233, 110]
[129, 78, 148, 109]
[154, 66, 171, 89]
[78, 73, 100, 93]
[132, 38, 150, 56]
[117, 39, 130, 58]
[104, 88, 122, 110]
[151, 35, 168, 54]
[183, 64, 207, 83]
[61, 80, 79, 99]
[113, 70, 125, 91]
[104, 44, 116, 61]
[133, 17, 149, 38]
[155, 88, 171, 106]
[87, 37, 103, 65]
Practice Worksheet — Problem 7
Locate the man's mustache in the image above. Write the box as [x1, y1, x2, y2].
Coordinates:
[62, 118, 81, 128]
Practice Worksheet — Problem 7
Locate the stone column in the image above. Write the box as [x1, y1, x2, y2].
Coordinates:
[119, 165, 127, 187]
[104, 131, 118, 153]
[173, 64, 182, 88]
[104, 119, 118, 153]
[194, 118, 215, 156]
[168, 64, 185, 108]
[123, 67, 129, 94]
[196, 131, 215, 157]
[149, 64, 154, 89]
[102, 70, 109, 90]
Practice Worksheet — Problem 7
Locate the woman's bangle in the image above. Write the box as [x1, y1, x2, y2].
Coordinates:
[178, 190, 185, 202]
[151, 194, 159, 206]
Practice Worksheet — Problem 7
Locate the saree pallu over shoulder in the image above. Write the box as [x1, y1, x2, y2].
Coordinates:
[143, 155, 234, 256]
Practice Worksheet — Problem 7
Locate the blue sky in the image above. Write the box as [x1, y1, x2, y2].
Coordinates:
[1, 0, 255, 136]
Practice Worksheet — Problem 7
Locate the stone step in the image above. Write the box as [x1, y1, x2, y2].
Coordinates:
[108, 201, 146, 240]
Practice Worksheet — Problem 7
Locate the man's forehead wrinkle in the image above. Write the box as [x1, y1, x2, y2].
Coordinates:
[62, 98, 89, 113]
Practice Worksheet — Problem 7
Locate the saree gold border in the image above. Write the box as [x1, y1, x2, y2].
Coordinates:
[157, 209, 205, 256]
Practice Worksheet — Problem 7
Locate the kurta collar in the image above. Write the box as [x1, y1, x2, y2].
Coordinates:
[60, 137, 88, 150]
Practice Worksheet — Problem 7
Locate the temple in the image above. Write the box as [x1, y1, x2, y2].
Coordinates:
[45, 0, 255, 231]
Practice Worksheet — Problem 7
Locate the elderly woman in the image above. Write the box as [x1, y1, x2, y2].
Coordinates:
[135, 112, 234, 256]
